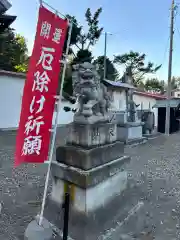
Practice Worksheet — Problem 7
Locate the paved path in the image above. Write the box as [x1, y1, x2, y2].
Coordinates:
[0, 130, 180, 239]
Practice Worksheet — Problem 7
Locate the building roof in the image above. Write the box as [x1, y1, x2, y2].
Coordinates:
[0, 14, 16, 33]
[163, 88, 180, 93]
[0, 0, 12, 14]
[0, 70, 26, 79]
[104, 79, 166, 100]
[103, 79, 136, 89]
[153, 99, 180, 108]
[134, 91, 167, 100]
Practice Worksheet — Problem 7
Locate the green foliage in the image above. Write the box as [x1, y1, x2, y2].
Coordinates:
[61, 62, 73, 96]
[63, 7, 103, 95]
[114, 51, 161, 86]
[65, 8, 103, 59]
[171, 76, 180, 90]
[15, 63, 28, 73]
[72, 49, 93, 64]
[144, 78, 165, 93]
[144, 77, 180, 94]
[84, 8, 103, 50]
[63, 15, 82, 54]
[93, 56, 119, 80]
[0, 29, 28, 72]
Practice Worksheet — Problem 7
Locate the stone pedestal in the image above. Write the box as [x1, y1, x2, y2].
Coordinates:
[47, 120, 131, 239]
[142, 111, 160, 139]
[51, 158, 128, 213]
[117, 122, 147, 145]
[116, 112, 147, 145]
[68, 121, 117, 147]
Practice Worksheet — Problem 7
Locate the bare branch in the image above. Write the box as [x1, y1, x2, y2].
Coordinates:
[75, 43, 81, 50]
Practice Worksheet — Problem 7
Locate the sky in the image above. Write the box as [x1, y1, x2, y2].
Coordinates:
[7, 0, 180, 81]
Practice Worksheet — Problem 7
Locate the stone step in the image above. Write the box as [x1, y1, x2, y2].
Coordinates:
[52, 155, 130, 189]
[56, 141, 125, 170]
[143, 132, 161, 140]
[125, 137, 147, 147]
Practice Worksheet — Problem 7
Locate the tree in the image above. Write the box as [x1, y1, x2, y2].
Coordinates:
[77, 8, 103, 51]
[68, 7, 103, 64]
[73, 49, 93, 64]
[114, 51, 161, 86]
[60, 62, 73, 96]
[63, 15, 81, 56]
[144, 78, 165, 93]
[171, 76, 180, 90]
[63, 7, 103, 94]
[93, 56, 119, 80]
[0, 28, 28, 72]
[14, 62, 28, 73]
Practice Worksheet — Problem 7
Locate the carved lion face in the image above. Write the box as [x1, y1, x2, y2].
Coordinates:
[72, 62, 100, 98]
[72, 62, 100, 87]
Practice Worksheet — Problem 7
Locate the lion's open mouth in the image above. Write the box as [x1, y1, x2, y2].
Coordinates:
[81, 73, 94, 80]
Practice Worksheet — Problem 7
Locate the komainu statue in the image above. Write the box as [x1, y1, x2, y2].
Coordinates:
[142, 111, 155, 134]
[72, 62, 112, 121]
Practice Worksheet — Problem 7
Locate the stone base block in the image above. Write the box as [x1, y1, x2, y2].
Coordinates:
[67, 122, 117, 147]
[51, 155, 130, 189]
[73, 114, 110, 124]
[125, 137, 147, 146]
[116, 111, 128, 124]
[56, 141, 125, 170]
[51, 170, 127, 213]
[143, 132, 161, 139]
[117, 122, 143, 142]
[45, 179, 144, 240]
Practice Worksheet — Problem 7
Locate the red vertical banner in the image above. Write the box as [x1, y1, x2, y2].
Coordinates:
[15, 6, 68, 166]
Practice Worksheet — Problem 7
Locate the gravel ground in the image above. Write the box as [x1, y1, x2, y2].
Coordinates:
[0, 127, 66, 240]
[121, 134, 180, 239]
[0, 129, 180, 239]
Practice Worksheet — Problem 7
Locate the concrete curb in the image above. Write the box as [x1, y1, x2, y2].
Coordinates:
[24, 217, 53, 240]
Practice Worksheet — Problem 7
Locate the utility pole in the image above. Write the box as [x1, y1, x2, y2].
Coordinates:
[103, 32, 113, 80]
[165, 0, 175, 135]
[103, 32, 107, 80]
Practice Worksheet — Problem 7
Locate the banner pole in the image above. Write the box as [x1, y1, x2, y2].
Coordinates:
[38, 20, 73, 226]
[39, 0, 42, 6]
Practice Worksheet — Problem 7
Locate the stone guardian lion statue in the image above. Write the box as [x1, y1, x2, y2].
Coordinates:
[72, 62, 111, 119]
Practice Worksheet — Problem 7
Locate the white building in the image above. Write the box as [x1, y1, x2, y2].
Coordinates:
[0, 70, 74, 130]
[104, 79, 166, 128]
[171, 89, 180, 98]
[0, 70, 166, 130]
[133, 91, 165, 127]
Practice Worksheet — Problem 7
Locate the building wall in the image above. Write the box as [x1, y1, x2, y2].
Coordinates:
[0, 75, 74, 129]
[0, 75, 159, 129]
[133, 94, 158, 127]
[52, 100, 74, 127]
[173, 90, 180, 98]
[111, 90, 127, 111]
[0, 75, 24, 129]
[111, 89, 158, 127]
